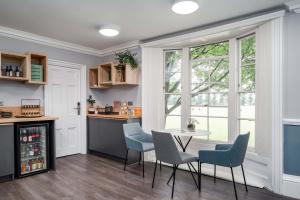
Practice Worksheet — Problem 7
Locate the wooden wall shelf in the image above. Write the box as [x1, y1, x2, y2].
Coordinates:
[89, 62, 139, 89]
[26, 52, 48, 85]
[0, 52, 28, 81]
[0, 51, 48, 85]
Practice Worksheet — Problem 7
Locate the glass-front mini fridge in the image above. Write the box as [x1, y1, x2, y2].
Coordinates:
[15, 123, 49, 178]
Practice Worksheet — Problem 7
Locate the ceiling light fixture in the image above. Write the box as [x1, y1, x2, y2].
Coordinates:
[171, 0, 199, 15]
[99, 25, 120, 37]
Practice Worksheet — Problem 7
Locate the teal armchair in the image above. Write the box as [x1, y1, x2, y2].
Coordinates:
[198, 132, 250, 200]
[123, 123, 155, 177]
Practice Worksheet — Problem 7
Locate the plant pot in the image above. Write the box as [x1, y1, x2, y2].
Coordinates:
[187, 124, 196, 131]
[116, 64, 125, 82]
[88, 106, 95, 114]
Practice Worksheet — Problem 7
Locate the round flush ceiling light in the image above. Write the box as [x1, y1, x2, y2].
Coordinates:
[99, 25, 120, 37]
[171, 0, 199, 15]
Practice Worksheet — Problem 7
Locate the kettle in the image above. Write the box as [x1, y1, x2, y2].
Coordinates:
[104, 105, 113, 114]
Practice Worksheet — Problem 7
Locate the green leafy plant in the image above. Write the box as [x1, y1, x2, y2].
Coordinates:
[115, 50, 138, 69]
[87, 95, 96, 107]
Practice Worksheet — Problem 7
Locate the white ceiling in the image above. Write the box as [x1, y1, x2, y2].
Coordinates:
[0, 0, 290, 50]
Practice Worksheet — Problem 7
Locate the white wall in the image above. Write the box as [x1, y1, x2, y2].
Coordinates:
[281, 13, 300, 199]
[283, 13, 300, 119]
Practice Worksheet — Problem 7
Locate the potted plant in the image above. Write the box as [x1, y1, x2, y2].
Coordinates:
[87, 95, 96, 114]
[187, 118, 199, 132]
[114, 50, 138, 82]
[115, 50, 138, 69]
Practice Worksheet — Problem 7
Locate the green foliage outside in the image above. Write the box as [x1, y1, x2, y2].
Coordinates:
[164, 36, 256, 145]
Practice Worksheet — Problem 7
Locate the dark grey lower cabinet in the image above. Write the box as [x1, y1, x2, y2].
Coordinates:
[88, 118, 140, 164]
[0, 123, 14, 180]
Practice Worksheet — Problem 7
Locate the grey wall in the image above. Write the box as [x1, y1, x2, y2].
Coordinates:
[283, 13, 300, 119]
[91, 47, 142, 106]
[0, 35, 103, 106]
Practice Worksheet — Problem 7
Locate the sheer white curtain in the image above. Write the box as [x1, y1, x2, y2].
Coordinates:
[141, 47, 165, 161]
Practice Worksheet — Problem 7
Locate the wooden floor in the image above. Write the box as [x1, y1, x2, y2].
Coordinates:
[0, 154, 295, 200]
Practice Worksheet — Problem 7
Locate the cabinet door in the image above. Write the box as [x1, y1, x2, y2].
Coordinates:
[0, 124, 14, 177]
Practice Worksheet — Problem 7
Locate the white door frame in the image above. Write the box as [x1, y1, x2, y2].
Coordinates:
[44, 59, 87, 155]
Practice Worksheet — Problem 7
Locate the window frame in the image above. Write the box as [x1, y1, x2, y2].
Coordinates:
[190, 43, 230, 142]
[163, 30, 257, 148]
[163, 49, 183, 130]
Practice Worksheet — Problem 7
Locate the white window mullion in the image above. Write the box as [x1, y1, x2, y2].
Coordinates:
[228, 38, 239, 143]
[181, 48, 190, 128]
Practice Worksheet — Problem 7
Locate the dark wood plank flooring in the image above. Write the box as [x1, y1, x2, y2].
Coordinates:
[0, 154, 295, 200]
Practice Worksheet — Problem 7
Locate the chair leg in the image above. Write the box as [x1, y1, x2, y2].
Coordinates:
[171, 165, 177, 199]
[187, 163, 198, 188]
[241, 164, 248, 192]
[167, 172, 174, 185]
[139, 152, 141, 166]
[198, 162, 201, 192]
[124, 149, 128, 171]
[142, 152, 145, 178]
[214, 165, 216, 183]
[230, 167, 238, 200]
[160, 161, 162, 171]
[152, 160, 158, 188]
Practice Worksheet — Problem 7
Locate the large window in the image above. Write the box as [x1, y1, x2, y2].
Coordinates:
[238, 35, 256, 147]
[164, 50, 182, 130]
[190, 42, 229, 142]
[163, 33, 256, 148]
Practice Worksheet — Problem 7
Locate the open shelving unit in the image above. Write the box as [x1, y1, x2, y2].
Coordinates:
[0, 52, 29, 81]
[26, 52, 48, 85]
[113, 64, 139, 85]
[89, 62, 139, 89]
[99, 63, 114, 85]
[0, 51, 48, 85]
[89, 66, 111, 89]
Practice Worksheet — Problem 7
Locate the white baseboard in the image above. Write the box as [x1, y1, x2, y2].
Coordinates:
[282, 174, 300, 199]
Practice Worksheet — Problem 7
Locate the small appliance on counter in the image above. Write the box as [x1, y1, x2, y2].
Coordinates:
[104, 105, 113, 114]
[15, 99, 43, 118]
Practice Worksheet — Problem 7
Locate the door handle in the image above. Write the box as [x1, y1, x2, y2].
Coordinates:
[74, 102, 81, 115]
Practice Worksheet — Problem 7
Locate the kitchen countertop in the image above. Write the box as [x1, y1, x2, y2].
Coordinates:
[0, 116, 58, 124]
[87, 114, 141, 120]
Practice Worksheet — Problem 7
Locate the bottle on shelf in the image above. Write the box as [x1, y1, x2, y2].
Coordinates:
[29, 144, 34, 157]
[1, 65, 5, 76]
[22, 129, 28, 144]
[21, 162, 27, 173]
[5, 66, 9, 76]
[28, 128, 33, 143]
[31, 159, 37, 170]
[9, 65, 13, 77]
[15, 66, 20, 77]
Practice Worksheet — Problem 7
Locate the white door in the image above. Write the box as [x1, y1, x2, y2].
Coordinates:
[47, 65, 81, 157]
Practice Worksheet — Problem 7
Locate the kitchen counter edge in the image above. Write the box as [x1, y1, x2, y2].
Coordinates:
[0, 116, 58, 124]
[87, 114, 141, 120]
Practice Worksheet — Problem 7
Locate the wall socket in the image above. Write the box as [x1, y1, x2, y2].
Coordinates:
[0, 101, 3, 106]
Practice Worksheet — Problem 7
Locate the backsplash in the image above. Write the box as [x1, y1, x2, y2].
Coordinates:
[0, 80, 44, 106]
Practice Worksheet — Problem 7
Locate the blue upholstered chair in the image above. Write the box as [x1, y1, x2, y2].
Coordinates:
[198, 132, 250, 200]
[123, 123, 155, 177]
[151, 130, 199, 199]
